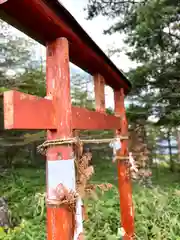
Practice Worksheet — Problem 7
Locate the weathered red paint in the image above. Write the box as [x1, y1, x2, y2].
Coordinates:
[114, 89, 134, 240]
[0, 0, 131, 92]
[3, 90, 122, 130]
[3, 91, 54, 129]
[3, 90, 14, 129]
[46, 38, 74, 240]
[72, 106, 121, 130]
[1, 1, 135, 238]
[94, 74, 105, 113]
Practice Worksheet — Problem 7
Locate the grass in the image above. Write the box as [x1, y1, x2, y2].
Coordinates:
[1, 154, 180, 239]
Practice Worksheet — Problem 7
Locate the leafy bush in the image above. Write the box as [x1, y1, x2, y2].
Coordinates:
[1, 164, 180, 239]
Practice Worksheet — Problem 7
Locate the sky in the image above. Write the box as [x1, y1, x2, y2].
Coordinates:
[29, 0, 135, 109]
[44, 0, 136, 72]
[4, 0, 136, 109]
[56, 0, 135, 108]
[9, 0, 135, 109]
[57, 0, 160, 122]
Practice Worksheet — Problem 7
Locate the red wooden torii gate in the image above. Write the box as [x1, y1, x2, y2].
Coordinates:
[0, 0, 134, 239]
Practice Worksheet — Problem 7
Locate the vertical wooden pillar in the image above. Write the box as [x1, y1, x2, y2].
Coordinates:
[114, 88, 134, 240]
[94, 74, 105, 113]
[46, 38, 74, 240]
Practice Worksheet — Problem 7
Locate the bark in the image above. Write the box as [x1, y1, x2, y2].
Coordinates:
[176, 129, 180, 162]
[167, 129, 174, 172]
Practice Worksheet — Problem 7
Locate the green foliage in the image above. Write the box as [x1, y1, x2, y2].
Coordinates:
[1, 11, 180, 239]
[17, 69, 46, 97]
[0, 169, 45, 240]
[127, 104, 149, 123]
[1, 158, 180, 239]
[0, 20, 47, 167]
[71, 73, 95, 110]
[0, 20, 37, 88]
[86, 0, 180, 124]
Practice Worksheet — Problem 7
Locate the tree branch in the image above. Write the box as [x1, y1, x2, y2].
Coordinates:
[168, 32, 180, 41]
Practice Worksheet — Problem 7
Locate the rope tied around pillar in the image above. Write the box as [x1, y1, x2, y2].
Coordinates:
[37, 136, 129, 155]
[37, 135, 139, 238]
[37, 136, 129, 212]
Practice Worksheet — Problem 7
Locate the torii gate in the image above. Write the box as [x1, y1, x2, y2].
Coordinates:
[0, 0, 134, 239]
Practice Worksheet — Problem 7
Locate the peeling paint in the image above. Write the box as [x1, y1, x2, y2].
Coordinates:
[53, 116, 56, 127]
[45, 94, 53, 100]
[58, 68, 62, 78]
[63, 223, 66, 230]
[120, 172, 125, 177]
[29, 94, 39, 101]
[19, 93, 28, 100]
[4, 91, 14, 129]
[73, 197, 83, 240]
[130, 206, 133, 217]
[52, 78, 55, 88]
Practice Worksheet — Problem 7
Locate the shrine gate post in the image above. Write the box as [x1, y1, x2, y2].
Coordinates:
[1, 1, 134, 239]
[3, 48, 134, 240]
[114, 89, 134, 239]
[46, 38, 74, 239]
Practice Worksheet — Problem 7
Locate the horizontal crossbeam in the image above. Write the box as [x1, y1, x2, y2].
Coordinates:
[3, 91, 121, 130]
[0, 0, 131, 93]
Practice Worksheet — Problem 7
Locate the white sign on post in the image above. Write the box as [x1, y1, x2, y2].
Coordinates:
[47, 159, 83, 239]
[47, 159, 76, 199]
[74, 197, 83, 240]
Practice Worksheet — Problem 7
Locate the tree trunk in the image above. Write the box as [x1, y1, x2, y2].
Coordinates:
[176, 128, 180, 162]
[167, 129, 174, 172]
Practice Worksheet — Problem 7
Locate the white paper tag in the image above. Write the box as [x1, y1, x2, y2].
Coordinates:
[47, 159, 84, 238]
[109, 139, 121, 155]
[47, 159, 76, 199]
[109, 139, 121, 150]
[73, 197, 83, 240]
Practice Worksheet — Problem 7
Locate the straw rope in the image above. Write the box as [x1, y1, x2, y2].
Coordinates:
[37, 136, 128, 154]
